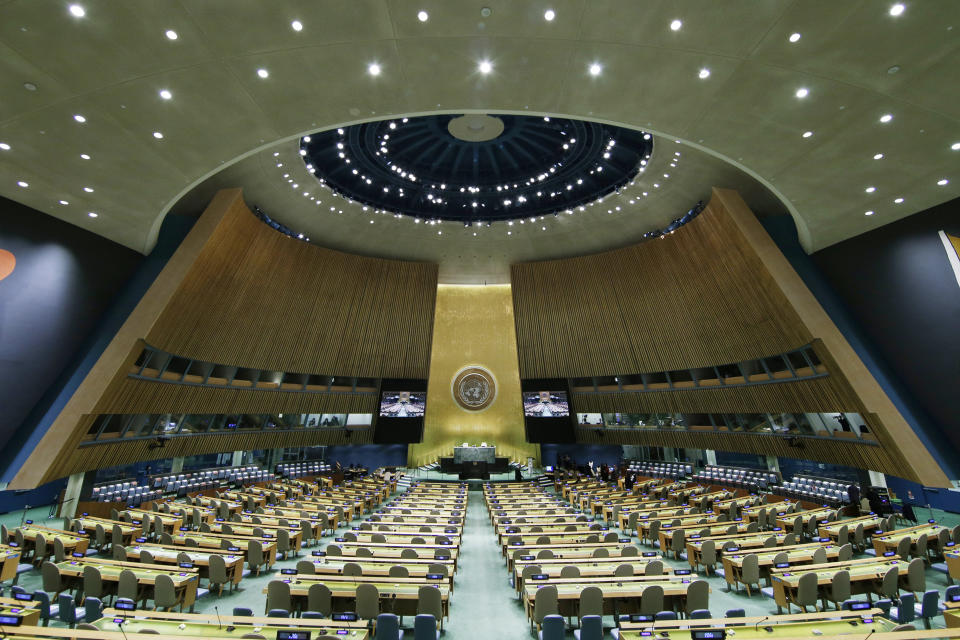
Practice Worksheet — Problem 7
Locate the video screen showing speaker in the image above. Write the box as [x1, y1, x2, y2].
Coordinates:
[374, 379, 427, 443]
[523, 390, 570, 418]
[379, 391, 426, 418]
[522, 379, 575, 443]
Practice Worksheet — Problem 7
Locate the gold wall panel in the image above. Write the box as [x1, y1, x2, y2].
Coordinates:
[409, 284, 538, 467]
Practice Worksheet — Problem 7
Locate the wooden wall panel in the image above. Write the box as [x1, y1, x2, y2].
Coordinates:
[513, 188, 949, 486]
[11, 189, 437, 488]
[57, 428, 373, 479]
[94, 378, 378, 415]
[147, 196, 437, 378]
[511, 200, 811, 378]
[573, 427, 908, 478]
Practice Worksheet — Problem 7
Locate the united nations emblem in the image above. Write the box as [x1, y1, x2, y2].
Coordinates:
[452, 366, 497, 412]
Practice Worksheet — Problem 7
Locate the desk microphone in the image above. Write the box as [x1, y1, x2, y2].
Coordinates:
[116, 618, 130, 640]
[215, 605, 223, 629]
[754, 616, 769, 632]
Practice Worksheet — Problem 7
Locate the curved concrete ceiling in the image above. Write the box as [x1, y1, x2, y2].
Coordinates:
[0, 0, 957, 267]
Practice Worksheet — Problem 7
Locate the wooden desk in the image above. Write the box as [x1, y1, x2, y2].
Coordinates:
[10, 525, 90, 555]
[125, 544, 245, 586]
[56, 558, 200, 611]
[95, 608, 368, 639]
[617, 608, 896, 639]
[872, 523, 948, 556]
[522, 576, 701, 623]
[770, 557, 907, 613]
[278, 577, 450, 620]
[0, 596, 41, 626]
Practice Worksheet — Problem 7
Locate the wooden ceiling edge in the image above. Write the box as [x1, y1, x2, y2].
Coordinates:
[710, 188, 951, 488]
[8, 189, 245, 490]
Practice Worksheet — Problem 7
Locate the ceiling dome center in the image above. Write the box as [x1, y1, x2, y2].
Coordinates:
[447, 114, 505, 142]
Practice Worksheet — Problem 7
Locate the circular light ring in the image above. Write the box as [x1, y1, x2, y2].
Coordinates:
[300, 114, 653, 223]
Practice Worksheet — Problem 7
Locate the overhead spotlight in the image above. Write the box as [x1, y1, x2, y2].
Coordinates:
[368, 62, 381, 76]
[291, 20, 303, 31]
[698, 68, 710, 79]
[889, 3, 905, 16]
[87, 211, 98, 218]
[0, 143, 10, 150]
[795, 87, 809, 98]
[873, 153, 884, 160]
[802, 130, 813, 138]
[153, 131, 164, 139]
[937, 178, 949, 186]
[73, 114, 86, 123]
[478, 60, 493, 74]
[165, 29, 178, 40]
[952, 142, 960, 151]
[257, 68, 269, 78]
[159, 89, 172, 100]
[670, 19, 682, 31]
[417, 10, 429, 22]
[879, 113, 893, 123]
[544, 9, 555, 21]
[789, 32, 801, 43]
[68, 4, 85, 17]
[589, 63, 602, 76]
[864, 210, 875, 216]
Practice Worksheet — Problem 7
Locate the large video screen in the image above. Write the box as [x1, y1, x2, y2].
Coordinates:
[379, 391, 426, 418]
[523, 391, 570, 418]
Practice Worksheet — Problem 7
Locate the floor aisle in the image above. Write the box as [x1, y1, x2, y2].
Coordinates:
[442, 489, 531, 639]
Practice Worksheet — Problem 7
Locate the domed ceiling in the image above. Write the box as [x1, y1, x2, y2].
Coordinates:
[300, 114, 652, 223]
[0, 0, 956, 279]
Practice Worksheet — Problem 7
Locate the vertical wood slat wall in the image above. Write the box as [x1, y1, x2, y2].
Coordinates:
[147, 199, 438, 379]
[511, 200, 812, 379]
[510, 189, 947, 485]
[13, 190, 438, 487]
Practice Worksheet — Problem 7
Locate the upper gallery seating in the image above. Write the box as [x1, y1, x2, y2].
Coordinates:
[692, 465, 780, 491]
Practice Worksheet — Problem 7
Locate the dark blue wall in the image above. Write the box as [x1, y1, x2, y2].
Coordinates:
[325, 444, 408, 469]
[0, 197, 142, 461]
[1, 212, 195, 484]
[714, 452, 767, 469]
[776, 456, 862, 485]
[885, 476, 960, 514]
[761, 212, 958, 479]
[541, 444, 623, 468]
[810, 199, 960, 463]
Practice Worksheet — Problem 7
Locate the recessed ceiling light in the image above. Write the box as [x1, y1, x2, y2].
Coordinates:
[789, 32, 801, 43]
[478, 60, 493, 74]
[87, 212, 98, 218]
[368, 63, 381, 76]
[937, 178, 949, 186]
[670, 19, 682, 31]
[894, 197, 904, 203]
[417, 10, 429, 22]
[153, 131, 164, 139]
[795, 87, 809, 98]
[83, 186, 94, 192]
[865, 186, 876, 193]
[73, 114, 86, 123]
[291, 20, 303, 31]
[889, 3, 905, 17]
[23, 82, 37, 91]
[0, 143, 10, 151]
[865, 210, 875, 216]
[951, 142, 960, 150]
[802, 131, 813, 138]
[165, 29, 178, 40]
[589, 63, 602, 76]
[544, 9, 555, 21]
[698, 68, 710, 79]
[80, 153, 90, 160]
[68, 4, 85, 17]
[58, 200, 68, 205]
[880, 113, 893, 123]
[873, 153, 884, 160]
[257, 68, 269, 79]
[16, 181, 28, 188]
[159, 89, 172, 100]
